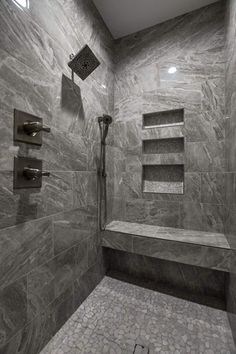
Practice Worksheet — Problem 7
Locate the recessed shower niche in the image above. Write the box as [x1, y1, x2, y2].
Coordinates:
[142, 108, 184, 194]
[143, 108, 184, 128]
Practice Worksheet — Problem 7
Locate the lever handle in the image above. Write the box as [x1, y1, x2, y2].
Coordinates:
[23, 121, 51, 136]
[23, 167, 50, 181]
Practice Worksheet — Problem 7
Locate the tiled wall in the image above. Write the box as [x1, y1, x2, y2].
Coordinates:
[111, 1, 227, 233]
[225, 0, 236, 343]
[104, 248, 227, 309]
[0, 0, 114, 352]
[0, 0, 234, 351]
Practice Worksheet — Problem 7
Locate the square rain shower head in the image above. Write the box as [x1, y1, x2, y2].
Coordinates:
[68, 45, 100, 80]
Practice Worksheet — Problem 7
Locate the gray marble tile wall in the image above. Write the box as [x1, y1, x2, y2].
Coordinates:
[111, 1, 227, 233]
[104, 248, 226, 309]
[0, 0, 113, 352]
[225, 0, 236, 344]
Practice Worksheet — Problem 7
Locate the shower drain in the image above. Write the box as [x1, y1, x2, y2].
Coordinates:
[133, 343, 149, 354]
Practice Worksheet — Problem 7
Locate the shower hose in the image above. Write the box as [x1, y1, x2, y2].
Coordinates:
[98, 120, 107, 231]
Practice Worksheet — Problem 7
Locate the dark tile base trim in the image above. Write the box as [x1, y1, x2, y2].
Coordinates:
[104, 248, 227, 310]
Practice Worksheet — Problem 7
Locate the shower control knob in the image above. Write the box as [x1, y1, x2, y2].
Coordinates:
[23, 167, 50, 181]
[23, 121, 51, 136]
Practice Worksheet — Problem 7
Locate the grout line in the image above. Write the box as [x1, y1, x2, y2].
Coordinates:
[0, 205, 97, 233]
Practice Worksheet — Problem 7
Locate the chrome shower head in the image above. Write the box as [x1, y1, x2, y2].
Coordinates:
[68, 45, 100, 80]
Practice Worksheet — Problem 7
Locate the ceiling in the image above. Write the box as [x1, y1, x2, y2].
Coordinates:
[92, 0, 218, 39]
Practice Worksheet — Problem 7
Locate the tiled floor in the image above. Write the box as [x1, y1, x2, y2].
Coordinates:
[40, 277, 235, 354]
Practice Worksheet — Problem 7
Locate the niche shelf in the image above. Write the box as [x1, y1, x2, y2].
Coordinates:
[142, 108, 184, 195]
[143, 108, 184, 129]
[143, 137, 184, 154]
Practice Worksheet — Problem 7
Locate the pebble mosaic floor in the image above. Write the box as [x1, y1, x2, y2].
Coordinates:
[40, 276, 235, 354]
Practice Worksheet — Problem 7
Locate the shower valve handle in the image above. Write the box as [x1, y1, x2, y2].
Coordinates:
[23, 121, 51, 136]
[23, 167, 50, 181]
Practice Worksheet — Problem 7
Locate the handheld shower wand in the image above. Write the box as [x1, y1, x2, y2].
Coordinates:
[98, 115, 112, 231]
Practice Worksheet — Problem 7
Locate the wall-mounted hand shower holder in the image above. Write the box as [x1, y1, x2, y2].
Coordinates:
[14, 109, 51, 145]
[14, 157, 50, 189]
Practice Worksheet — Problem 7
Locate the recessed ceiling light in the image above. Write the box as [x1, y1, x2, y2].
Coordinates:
[168, 67, 177, 74]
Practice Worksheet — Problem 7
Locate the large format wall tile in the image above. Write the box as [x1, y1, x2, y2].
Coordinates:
[0, 289, 72, 354]
[0, 276, 28, 346]
[0, 0, 66, 79]
[185, 111, 225, 143]
[185, 141, 225, 172]
[53, 206, 97, 254]
[73, 172, 97, 207]
[31, 131, 88, 172]
[0, 218, 53, 289]
[184, 173, 201, 202]
[27, 239, 89, 321]
[0, 0, 114, 352]
[201, 173, 226, 204]
[0, 109, 17, 171]
[104, 249, 226, 304]
[0, 259, 105, 354]
[225, 0, 236, 344]
[112, 1, 227, 233]
[0, 171, 74, 229]
[0, 49, 54, 120]
[142, 90, 202, 115]
[181, 202, 225, 233]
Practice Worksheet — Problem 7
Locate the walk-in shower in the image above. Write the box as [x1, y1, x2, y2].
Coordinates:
[2, 0, 236, 352]
[98, 114, 113, 231]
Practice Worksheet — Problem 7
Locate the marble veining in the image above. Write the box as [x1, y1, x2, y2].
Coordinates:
[141, 125, 184, 140]
[225, 0, 236, 345]
[39, 276, 235, 354]
[111, 1, 227, 232]
[0, 0, 113, 352]
[102, 221, 233, 272]
[106, 220, 230, 249]
[0, 0, 235, 351]
[142, 152, 184, 165]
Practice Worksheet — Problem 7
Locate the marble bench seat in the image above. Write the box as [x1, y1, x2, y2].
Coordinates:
[102, 221, 233, 272]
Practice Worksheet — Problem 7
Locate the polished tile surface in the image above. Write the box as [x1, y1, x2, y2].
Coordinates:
[102, 221, 232, 272]
[106, 220, 230, 248]
[40, 276, 235, 354]
[0, 0, 113, 351]
[225, 0, 236, 344]
[110, 1, 227, 233]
